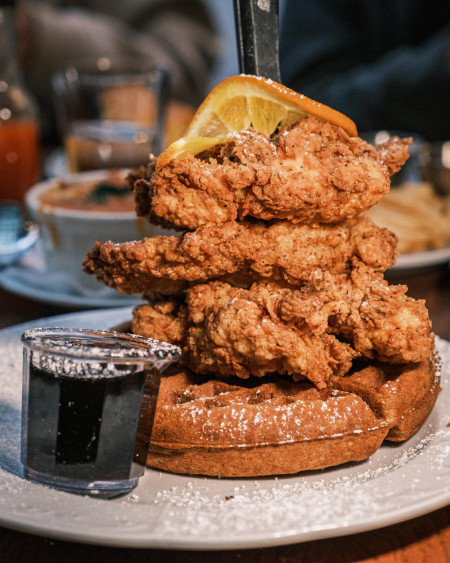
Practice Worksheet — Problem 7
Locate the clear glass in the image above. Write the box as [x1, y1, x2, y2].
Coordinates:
[21, 328, 180, 498]
[52, 61, 169, 172]
[421, 141, 450, 196]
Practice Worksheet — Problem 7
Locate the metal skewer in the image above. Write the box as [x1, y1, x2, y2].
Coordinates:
[233, 0, 281, 82]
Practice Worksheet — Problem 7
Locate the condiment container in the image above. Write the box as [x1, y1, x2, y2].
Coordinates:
[21, 328, 180, 497]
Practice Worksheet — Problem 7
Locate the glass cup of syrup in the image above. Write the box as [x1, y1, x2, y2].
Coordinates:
[21, 328, 180, 498]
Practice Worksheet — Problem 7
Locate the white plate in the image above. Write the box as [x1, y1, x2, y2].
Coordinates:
[394, 246, 450, 270]
[0, 243, 143, 309]
[0, 308, 449, 550]
[0, 266, 142, 309]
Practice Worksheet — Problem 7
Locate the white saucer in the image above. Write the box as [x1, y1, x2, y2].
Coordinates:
[0, 244, 142, 309]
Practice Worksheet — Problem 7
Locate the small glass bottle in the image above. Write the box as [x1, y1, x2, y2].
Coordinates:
[0, 0, 40, 201]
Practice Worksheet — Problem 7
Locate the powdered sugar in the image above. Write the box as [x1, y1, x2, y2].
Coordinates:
[0, 309, 449, 549]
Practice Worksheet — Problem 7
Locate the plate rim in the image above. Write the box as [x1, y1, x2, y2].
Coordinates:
[393, 246, 450, 269]
[0, 485, 448, 550]
[0, 267, 142, 309]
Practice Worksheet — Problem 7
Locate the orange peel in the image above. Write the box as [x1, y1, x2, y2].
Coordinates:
[157, 74, 357, 168]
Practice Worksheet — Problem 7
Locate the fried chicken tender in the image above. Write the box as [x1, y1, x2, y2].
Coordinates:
[183, 283, 356, 388]
[83, 215, 398, 295]
[130, 300, 187, 345]
[278, 262, 435, 365]
[132, 117, 411, 230]
[133, 289, 357, 389]
[132, 264, 434, 389]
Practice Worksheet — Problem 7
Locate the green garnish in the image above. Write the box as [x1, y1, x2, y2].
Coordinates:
[86, 182, 130, 204]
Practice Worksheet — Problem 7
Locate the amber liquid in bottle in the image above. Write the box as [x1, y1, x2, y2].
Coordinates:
[0, 1, 40, 201]
[0, 119, 40, 200]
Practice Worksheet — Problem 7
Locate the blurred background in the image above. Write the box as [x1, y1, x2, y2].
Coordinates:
[4, 0, 450, 146]
[0, 0, 449, 302]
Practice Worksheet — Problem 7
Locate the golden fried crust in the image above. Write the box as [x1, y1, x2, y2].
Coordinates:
[131, 267, 434, 388]
[140, 117, 410, 230]
[184, 282, 357, 388]
[131, 301, 188, 345]
[127, 160, 156, 220]
[83, 215, 398, 295]
[133, 284, 357, 389]
[278, 262, 435, 365]
[146, 357, 438, 477]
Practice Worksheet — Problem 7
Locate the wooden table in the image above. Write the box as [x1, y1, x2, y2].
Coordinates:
[0, 264, 449, 562]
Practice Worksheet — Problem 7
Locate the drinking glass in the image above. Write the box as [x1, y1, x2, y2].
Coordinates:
[52, 60, 169, 172]
[21, 327, 180, 497]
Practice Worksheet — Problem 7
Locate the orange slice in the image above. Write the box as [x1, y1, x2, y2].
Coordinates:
[157, 75, 357, 168]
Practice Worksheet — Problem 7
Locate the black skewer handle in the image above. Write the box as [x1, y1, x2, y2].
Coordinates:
[233, 0, 281, 82]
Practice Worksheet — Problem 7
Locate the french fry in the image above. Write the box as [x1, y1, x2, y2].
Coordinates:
[367, 182, 450, 253]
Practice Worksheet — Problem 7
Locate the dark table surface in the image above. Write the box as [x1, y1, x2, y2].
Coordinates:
[0, 263, 449, 562]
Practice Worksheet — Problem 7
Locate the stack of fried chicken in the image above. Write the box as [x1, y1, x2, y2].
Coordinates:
[84, 111, 438, 478]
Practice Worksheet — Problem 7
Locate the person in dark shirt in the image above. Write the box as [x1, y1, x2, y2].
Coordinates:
[280, 0, 450, 140]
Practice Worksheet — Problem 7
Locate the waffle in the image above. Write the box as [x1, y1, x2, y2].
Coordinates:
[99, 88, 437, 478]
[332, 356, 440, 441]
[147, 357, 438, 477]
